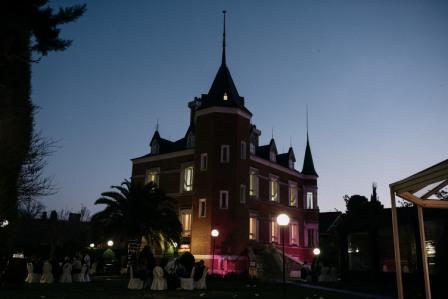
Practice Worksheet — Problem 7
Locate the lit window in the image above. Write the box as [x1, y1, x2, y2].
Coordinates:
[289, 159, 294, 169]
[289, 182, 298, 207]
[270, 176, 279, 202]
[223, 92, 228, 101]
[290, 222, 298, 245]
[180, 209, 192, 237]
[199, 198, 206, 218]
[146, 168, 159, 185]
[240, 185, 246, 203]
[219, 191, 229, 209]
[306, 192, 314, 209]
[270, 151, 276, 162]
[305, 224, 318, 247]
[250, 143, 255, 154]
[200, 153, 208, 171]
[270, 219, 279, 243]
[249, 168, 259, 198]
[249, 216, 258, 240]
[221, 145, 230, 163]
[240, 141, 246, 160]
[182, 166, 194, 192]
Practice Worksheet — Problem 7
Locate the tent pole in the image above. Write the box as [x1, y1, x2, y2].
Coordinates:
[417, 205, 431, 299]
[390, 189, 404, 299]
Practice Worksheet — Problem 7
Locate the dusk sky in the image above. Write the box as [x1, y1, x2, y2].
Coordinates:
[32, 0, 447, 214]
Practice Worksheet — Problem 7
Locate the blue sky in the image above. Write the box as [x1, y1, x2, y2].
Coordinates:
[32, 0, 448, 214]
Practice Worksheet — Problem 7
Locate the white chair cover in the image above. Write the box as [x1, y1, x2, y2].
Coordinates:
[180, 267, 195, 290]
[194, 267, 208, 290]
[80, 264, 90, 282]
[40, 261, 54, 284]
[128, 265, 144, 290]
[150, 266, 167, 291]
[60, 262, 72, 283]
[25, 262, 34, 283]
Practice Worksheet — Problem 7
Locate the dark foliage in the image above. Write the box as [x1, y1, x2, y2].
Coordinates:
[0, 0, 85, 225]
[91, 180, 182, 248]
[337, 183, 384, 280]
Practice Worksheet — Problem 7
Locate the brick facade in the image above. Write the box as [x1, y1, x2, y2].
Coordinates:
[131, 25, 319, 272]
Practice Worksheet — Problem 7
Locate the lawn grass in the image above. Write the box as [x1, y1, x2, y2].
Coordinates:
[0, 276, 361, 299]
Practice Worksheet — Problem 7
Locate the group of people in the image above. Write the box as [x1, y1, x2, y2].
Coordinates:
[0, 252, 97, 288]
[300, 260, 337, 282]
[128, 249, 207, 291]
[21, 253, 92, 285]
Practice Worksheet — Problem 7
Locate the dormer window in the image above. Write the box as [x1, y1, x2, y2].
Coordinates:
[289, 159, 294, 169]
[151, 142, 159, 154]
[270, 150, 276, 162]
[187, 133, 195, 148]
[223, 93, 228, 101]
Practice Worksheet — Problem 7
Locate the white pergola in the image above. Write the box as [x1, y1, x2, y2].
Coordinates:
[389, 159, 448, 299]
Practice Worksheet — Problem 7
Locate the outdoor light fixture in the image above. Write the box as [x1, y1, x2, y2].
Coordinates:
[89, 243, 95, 248]
[313, 248, 321, 256]
[173, 242, 178, 248]
[0, 219, 9, 228]
[107, 240, 114, 247]
[211, 229, 219, 275]
[276, 213, 290, 226]
[276, 213, 290, 295]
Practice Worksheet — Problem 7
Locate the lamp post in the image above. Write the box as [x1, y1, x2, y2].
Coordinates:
[107, 240, 114, 247]
[211, 229, 219, 275]
[277, 213, 290, 293]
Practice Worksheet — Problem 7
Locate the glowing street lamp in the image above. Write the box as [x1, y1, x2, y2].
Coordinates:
[211, 229, 219, 274]
[313, 248, 321, 256]
[89, 243, 95, 249]
[277, 213, 290, 290]
[107, 240, 114, 247]
[0, 219, 9, 228]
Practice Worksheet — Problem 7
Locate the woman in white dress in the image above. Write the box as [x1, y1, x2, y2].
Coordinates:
[40, 260, 54, 284]
[60, 257, 72, 283]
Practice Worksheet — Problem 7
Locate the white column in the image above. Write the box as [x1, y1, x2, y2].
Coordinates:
[417, 205, 431, 299]
[390, 189, 404, 299]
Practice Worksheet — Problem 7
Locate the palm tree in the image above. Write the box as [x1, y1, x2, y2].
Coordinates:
[91, 180, 182, 250]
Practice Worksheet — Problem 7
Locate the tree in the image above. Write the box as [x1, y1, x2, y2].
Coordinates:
[0, 0, 85, 223]
[338, 183, 384, 281]
[91, 180, 182, 250]
[17, 131, 57, 208]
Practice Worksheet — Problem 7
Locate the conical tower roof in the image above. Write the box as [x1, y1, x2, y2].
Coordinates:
[302, 134, 318, 176]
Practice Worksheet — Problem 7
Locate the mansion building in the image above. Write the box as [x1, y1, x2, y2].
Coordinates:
[131, 15, 319, 273]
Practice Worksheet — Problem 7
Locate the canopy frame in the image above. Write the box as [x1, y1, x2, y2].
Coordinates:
[389, 159, 448, 299]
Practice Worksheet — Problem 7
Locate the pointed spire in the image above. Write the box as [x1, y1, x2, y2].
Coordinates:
[306, 104, 309, 138]
[302, 107, 318, 176]
[221, 10, 227, 66]
[155, 119, 159, 132]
